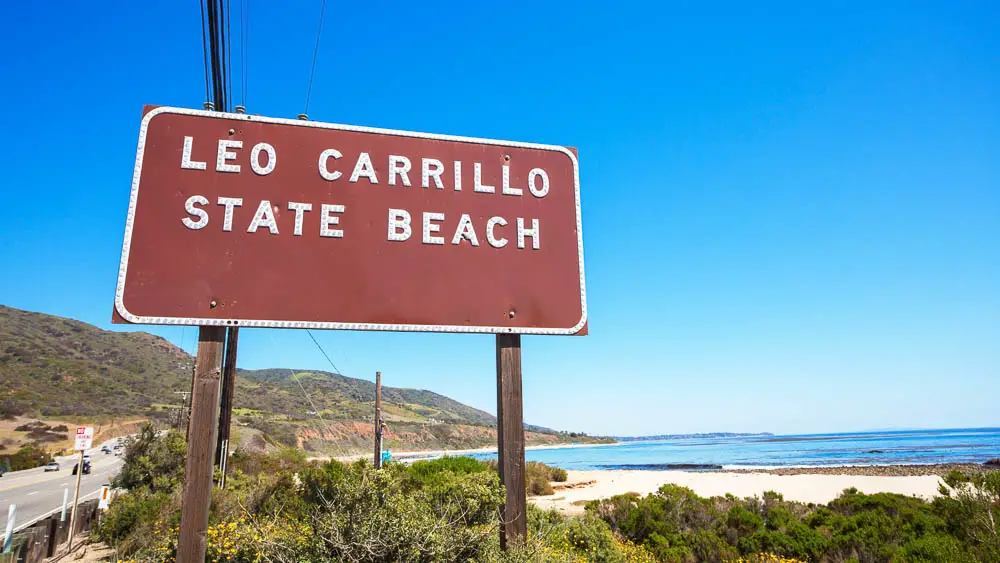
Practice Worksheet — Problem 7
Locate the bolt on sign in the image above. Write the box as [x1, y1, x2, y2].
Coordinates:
[113, 106, 586, 334]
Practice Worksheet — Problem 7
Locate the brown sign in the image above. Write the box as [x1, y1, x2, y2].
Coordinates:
[113, 106, 586, 334]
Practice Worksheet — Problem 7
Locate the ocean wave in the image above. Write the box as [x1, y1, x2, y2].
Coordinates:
[597, 463, 724, 471]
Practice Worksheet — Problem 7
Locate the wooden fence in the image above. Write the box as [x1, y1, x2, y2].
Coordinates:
[0, 499, 100, 563]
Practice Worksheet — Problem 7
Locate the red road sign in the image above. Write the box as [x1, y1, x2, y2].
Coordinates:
[75, 426, 93, 450]
[113, 106, 586, 334]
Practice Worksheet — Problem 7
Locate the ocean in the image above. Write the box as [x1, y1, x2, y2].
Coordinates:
[466, 428, 1000, 470]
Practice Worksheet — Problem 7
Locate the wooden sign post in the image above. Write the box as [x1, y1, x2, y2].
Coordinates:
[177, 327, 225, 563]
[496, 334, 526, 547]
[66, 426, 92, 553]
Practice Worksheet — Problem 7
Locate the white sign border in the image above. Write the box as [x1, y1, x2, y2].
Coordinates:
[115, 106, 587, 335]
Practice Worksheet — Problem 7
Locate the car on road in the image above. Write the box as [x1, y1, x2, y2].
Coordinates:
[72, 460, 92, 475]
[43, 461, 60, 472]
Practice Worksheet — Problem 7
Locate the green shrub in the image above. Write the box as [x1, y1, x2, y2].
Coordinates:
[113, 423, 186, 493]
[407, 455, 490, 483]
[96, 489, 175, 553]
[894, 533, 975, 562]
[98, 435, 1000, 563]
[549, 465, 569, 482]
[585, 479, 1000, 563]
[546, 513, 624, 562]
[294, 459, 502, 561]
[408, 456, 568, 497]
[228, 445, 309, 480]
[527, 468, 555, 496]
[526, 461, 567, 496]
[0, 444, 52, 471]
[934, 470, 1000, 561]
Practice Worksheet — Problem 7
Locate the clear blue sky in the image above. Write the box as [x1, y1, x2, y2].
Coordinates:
[1, 1, 997, 436]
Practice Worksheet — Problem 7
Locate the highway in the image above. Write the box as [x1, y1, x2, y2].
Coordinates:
[1, 441, 124, 532]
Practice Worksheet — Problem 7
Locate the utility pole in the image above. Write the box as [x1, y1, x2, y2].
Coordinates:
[374, 371, 383, 469]
[215, 327, 239, 486]
[173, 391, 191, 432]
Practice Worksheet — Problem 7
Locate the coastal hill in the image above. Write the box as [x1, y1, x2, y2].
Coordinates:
[0, 305, 610, 454]
[238, 368, 496, 426]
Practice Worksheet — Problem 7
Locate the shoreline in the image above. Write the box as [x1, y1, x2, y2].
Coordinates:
[325, 442, 1000, 476]
[393, 441, 621, 460]
[593, 463, 1000, 477]
[531, 468, 959, 515]
[721, 463, 999, 477]
[325, 441, 618, 463]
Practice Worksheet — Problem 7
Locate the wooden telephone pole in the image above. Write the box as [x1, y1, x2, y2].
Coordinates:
[496, 334, 526, 548]
[216, 327, 239, 486]
[374, 371, 383, 469]
[173, 391, 191, 432]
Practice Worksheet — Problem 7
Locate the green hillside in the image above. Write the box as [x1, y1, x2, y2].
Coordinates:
[0, 305, 494, 426]
[0, 305, 191, 417]
[239, 368, 496, 425]
[1, 305, 610, 454]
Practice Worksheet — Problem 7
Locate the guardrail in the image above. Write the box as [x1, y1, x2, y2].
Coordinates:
[0, 500, 99, 563]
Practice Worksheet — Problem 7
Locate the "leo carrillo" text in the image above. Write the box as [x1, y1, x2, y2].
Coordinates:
[177, 136, 548, 249]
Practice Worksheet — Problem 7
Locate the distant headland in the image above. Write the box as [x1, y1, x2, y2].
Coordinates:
[613, 432, 774, 441]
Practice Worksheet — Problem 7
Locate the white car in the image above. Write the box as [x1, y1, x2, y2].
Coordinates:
[43, 461, 60, 472]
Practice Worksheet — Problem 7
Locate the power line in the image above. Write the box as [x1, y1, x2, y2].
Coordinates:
[301, 330, 357, 458]
[285, 365, 352, 459]
[292, 369, 324, 421]
[204, 0, 229, 111]
[199, 0, 211, 104]
[303, 0, 329, 116]
[226, 0, 233, 111]
[205, 0, 221, 108]
[306, 329, 342, 375]
[240, 0, 248, 108]
[218, 0, 229, 110]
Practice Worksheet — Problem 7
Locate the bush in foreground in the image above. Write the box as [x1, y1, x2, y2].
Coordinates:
[100, 440, 652, 562]
[588, 481, 1000, 562]
[98, 431, 1000, 562]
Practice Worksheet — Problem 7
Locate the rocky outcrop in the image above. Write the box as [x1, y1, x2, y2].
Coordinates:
[724, 463, 1000, 477]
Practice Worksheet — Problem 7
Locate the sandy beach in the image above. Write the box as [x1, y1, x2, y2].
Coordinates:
[327, 441, 618, 463]
[531, 469, 947, 515]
